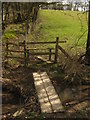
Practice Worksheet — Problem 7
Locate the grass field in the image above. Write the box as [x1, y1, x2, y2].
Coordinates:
[32, 10, 88, 51]
[3, 10, 88, 53]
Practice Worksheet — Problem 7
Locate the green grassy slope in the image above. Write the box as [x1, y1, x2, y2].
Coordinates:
[2, 10, 88, 53]
[36, 10, 88, 49]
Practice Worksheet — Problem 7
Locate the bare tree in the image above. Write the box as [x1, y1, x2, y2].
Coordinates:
[86, 1, 90, 65]
[2, 2, 39, 33]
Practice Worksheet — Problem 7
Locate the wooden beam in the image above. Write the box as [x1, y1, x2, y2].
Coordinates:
[8, 41, 66, 46]
[58, 45, 72, 60]
[6, 38, 8, 63]
[27, 41, 56, 44]
[55, 37, 59, 63]
[24, 40, 27, 67]
[36, 56, 53, 64]
[27, 48, 54, 51]
[7, 56, 23, 59]
[8, 42, 18, 46]
[27, 41, 66, 44]
[49, 48, 52, 61]
[29, 52, 55, 56]
[8, 50, 24, 53]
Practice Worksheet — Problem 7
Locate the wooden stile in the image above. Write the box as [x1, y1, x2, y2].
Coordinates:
[4, 37, 66, 65]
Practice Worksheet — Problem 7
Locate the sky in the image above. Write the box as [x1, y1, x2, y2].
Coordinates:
[63, 0, 88, 2]
[48, 0, 88, 2]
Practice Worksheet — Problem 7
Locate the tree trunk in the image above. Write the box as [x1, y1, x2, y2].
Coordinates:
[2, 2, 3, 22]
[86, 1, 90, 65]
[4, 3, 10, 21]
[12, 10, 15, 23]
[31, 4, 39, 32]
[15, 3, 22, 23]
[25, 3, 34, 35]
[2, 2, 5, 33]
[2, 3, 10, 33]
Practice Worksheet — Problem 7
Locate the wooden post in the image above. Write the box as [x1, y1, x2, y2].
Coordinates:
[49, 48, 52, 61]
[6, 38, 8, 63]
[27, 49, 29, 66]
[24, 40, 26, 67]
[55, 37, 59, 63]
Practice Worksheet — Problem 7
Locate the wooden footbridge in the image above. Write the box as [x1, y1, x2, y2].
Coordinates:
[33, 72, 64, 113]
[3, 37, 71, 113]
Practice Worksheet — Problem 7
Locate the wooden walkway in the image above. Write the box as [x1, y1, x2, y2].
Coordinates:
[33, 72, 64, 113]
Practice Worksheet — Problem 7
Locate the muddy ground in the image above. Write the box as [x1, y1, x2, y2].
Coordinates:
[1, 62, 90, 119]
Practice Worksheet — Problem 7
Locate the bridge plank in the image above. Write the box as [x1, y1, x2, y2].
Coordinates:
[36, 56, 53, 64]
[33, 72, 64, 113]
[33, 73, 52, 113]
[40, 72, 64, 112]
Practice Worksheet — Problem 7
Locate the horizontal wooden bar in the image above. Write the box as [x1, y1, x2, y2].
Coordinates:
[7, 40, 66, 46]
[8, 50, 24, 53]
[27, 41, 56, 44]
[29, 52, 55, 55]
[7, 56, 24, 59]
[5, 49, 54, 52]
[27, 48, 54, 50]
[27, 60, 41, 62]
[59, 41, 66, 43]
[19, 41, 66, 45]
[8, 42, 18, 46]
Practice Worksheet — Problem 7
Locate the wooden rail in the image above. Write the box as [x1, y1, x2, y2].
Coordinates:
[27, 48, 54, 51]
[8, 42, 18, 46]
[7, 41, 66, 46]
[4, 37, 66, 66]
[29, 52, 55, 55]
[8, 50, 24, 53]
[7, 56, 23, 59]
[26, 41, 66, 44]
[58, 45, 72, 60]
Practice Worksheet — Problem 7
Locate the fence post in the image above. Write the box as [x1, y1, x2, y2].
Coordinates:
[55, 37, 59, 63]
[49, 48, 52, 61]
[27, 49, 29, 66]
[6, 38, 8, 64]
[24, 40, 26, 67]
